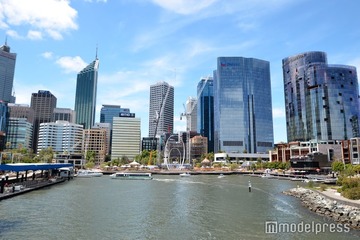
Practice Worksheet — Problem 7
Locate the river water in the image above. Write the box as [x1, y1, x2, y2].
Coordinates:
[0, 174, 359, 240]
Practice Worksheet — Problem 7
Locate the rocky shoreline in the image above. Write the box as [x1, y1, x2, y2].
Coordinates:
[283, 187, 360, 229]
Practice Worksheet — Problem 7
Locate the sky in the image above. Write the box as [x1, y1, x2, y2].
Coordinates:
[1, 0, 360, 144]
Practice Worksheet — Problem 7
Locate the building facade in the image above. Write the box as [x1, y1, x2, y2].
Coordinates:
[53, 108, 76, 123]
[100, 104, 130, 126]
[37, 121, 83, 154]
[0, 101, 8, 150]
[185, 97, 197, 132]
[112, 116, 141, 161]
[0, 40, 16, 103]
[74, 57, 99, 129]
[214, 57, 274, 153]
[8, 103, 34, 124]
[197, 76, 214, 153]
[83, 128, 107, 166]
[30, 90, 57, 152]
[148, 82, 174, 138]
[6, 118, 33, 150]
[92, 122, 111, 156]
[282, 51, 360, 142]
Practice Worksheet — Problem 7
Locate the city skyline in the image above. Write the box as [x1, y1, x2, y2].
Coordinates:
[1, 0, 360, 143]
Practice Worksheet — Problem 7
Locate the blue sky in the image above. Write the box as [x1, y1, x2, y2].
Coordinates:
[1, 0, 360, 143]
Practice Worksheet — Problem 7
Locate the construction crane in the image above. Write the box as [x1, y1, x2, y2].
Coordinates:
[180, 77, 210, 122]
[151, 85, 171, 165]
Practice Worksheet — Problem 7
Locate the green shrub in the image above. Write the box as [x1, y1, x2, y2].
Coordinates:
[342, 187, 360, 200]
[319, 184, 327, 191]
[341, 177, 360, 191]
[307, 180, 314, 188]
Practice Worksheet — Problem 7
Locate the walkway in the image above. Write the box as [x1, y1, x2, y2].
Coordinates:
[316, 188, 360, 208]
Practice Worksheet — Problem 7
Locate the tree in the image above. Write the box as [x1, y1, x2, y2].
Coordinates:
[37, 147, 54, 163]
[331, 160, 345, 173]
[120, 155, 129, 165]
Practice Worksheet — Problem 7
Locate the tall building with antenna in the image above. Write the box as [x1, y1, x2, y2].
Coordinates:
[74, 51, 99, 129]
[0, 38, 16, 103]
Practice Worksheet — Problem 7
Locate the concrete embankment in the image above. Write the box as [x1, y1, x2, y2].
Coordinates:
[283, 187, 360, 229]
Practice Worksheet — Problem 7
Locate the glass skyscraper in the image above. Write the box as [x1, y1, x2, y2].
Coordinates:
[100, 104, 130, 127]
[283, 51, 360, 142]
[197, 76, 214, 153]
[214, 57, 274, 153]
[148, 82, 174, 138]
[0, 40, 16, 103]
[74, 57, 99, 129]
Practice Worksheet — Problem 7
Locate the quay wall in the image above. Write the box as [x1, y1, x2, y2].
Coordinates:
[283, 187, 360, 229]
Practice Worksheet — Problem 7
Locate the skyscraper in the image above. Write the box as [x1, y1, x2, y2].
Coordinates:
[185, 97, 197, 132]
[283, 51, 360, 142]
[214, 57, 274, 153]
[112, 116, 141, 161]
[74, 57, 99, 129]
[30, 90, 57, 152]
[100, 104, 130, 127]
[197, 76, 214, 153]
[0, 40, 16, 103]
[148, 82, 174, 138]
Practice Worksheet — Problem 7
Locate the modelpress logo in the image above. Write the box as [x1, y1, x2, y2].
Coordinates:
[265, 221, 350, 234]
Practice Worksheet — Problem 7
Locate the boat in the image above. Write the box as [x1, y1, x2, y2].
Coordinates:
[59, 167, 75, 178]
[218, 174, 225, 178]
[261, 173, 272, 178]
[110, 172, 153, 180]
[76, 169, 103, 178]
[179, 172, 191, 177]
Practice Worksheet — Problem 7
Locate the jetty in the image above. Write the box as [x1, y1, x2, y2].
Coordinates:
[0, 163, 74, 201]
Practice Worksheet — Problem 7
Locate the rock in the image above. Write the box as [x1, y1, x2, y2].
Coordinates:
[284, 187, 360, 230]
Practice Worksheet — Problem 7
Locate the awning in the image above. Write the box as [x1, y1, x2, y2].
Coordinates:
[0, 163, 73, 172]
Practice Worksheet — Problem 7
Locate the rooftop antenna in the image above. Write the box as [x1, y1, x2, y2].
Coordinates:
[95, 44, 98, 59]
[5, 35, 7, 45]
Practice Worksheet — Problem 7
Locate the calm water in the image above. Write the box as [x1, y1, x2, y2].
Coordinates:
[0, 175, 359, 240]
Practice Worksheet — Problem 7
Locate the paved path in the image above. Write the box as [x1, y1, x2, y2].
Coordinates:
[316, 188, 360, 208]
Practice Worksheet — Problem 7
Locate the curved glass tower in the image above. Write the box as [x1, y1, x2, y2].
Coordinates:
[283, 51, 360, 142]
[214, 57, 274, 153]
[0, 41, 16, 103]
[74, 58, 99, 129]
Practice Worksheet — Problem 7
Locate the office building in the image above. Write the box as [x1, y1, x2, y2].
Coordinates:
[37, 120, 83, 154]
[197, 76, 214, 153]
[30, 90, 57, 152]
[74, 57, 99, 129]
[0, 101, 8, 150]
[53, 108, 76, 123]
[283, 51, 360, 142]
[214, 57, 274, 153]
[6, 118, 33, 150]
[8, 103, 34, 124]
[92, 122, 111, 156]
[112, 115, 141, 161]
[148, 81, 174, 138]
[185, 97, 197, 132]
[100, 105, 130, 126]
[83, 128, 107, 166]
[0, 40, 16, 103]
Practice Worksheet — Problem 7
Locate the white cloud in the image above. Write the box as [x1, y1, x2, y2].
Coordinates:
[41, 51, 53, 59]
[0, 0, 78, 40]
[151, 0, 217, 15]
[27, 30, 42, 40]
[56, 56, 87, 74]
[5, 29, 22, 39]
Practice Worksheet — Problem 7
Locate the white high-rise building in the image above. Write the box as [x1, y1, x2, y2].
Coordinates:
[185, 97, 197, 132]
[148, 81, 174, 138]
[37, 121, 83, 154]
[112, 116, 141, 161]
